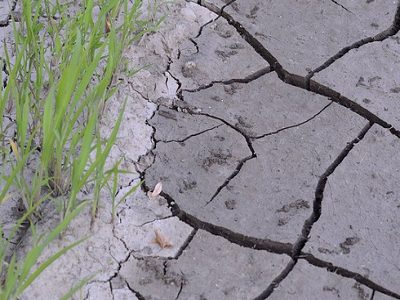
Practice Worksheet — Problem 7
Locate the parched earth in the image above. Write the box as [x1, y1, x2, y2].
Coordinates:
[3, 0, 400, 299]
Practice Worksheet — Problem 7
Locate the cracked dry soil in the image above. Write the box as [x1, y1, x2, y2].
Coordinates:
[4, 0, 400, 299]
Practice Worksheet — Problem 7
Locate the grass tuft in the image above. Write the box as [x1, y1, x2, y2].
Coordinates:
[0, 0, 167, 297]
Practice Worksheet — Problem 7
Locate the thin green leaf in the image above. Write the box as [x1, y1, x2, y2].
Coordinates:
[16, 202, 88, 294]
[59, 274, 96, 300]
[17, 235, 90, 295]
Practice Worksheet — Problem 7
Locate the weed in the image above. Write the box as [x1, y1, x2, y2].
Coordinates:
[0, 0, 166, 297]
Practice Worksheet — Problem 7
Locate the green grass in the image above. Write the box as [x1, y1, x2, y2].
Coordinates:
[0, 0, 166, 298]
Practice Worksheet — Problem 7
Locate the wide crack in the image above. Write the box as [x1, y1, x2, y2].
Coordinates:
[135, 1, 400, 298]
[190, 0, 400, 139]
[126, 280, 147, 300]
[159, 186, 400, 299]
[306, 3, 400, 86]
[254, 122, 373, 299]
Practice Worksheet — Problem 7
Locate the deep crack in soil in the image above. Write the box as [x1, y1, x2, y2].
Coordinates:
[142, 0, 400, 299]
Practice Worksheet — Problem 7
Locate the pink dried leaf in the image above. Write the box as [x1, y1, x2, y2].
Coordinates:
[151, 229, 174, 249]
[151, 182, 163, 198]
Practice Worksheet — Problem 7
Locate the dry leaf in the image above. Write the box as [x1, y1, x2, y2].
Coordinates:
[105, 13, 111, 33]
[151, 182, 163, 198]
[151, 229, 174, 249]
[9, 139, 20, 161]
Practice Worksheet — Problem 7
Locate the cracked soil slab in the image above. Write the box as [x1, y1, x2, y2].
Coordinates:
[144, 0, 400, 299]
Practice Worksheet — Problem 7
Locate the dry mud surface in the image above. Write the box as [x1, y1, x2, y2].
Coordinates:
[2, 1, 400, 299]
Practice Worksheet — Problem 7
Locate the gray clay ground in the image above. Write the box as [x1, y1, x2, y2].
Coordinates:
[2, 0, 400, 299]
